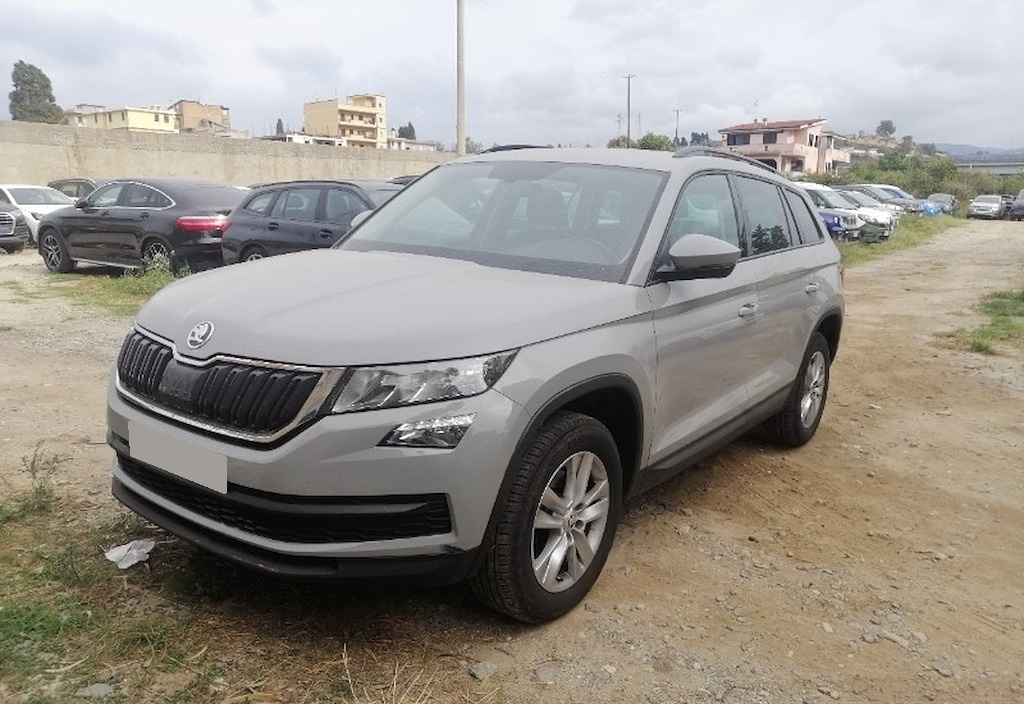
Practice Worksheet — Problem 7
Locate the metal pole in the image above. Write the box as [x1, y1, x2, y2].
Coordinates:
[673, 109, 683, 147]
[624, 74, 635, 148]
[456, 0, 466, 155]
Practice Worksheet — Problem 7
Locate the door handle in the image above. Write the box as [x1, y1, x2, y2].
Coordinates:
[268, 222, 279, 230]
[318, 230, 334, 239]
[804, 283, 820, 294]
[738, 303, 759, 318]
[139, 212, 150, 219]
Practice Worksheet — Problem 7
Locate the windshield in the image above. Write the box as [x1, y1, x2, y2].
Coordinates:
[338, 161, 667, 283]
[808, 187, 853, 209]
[364, 186, 403, 207]
[837, 190, 879, 207]
[928, 193, 952, 203]
[9, 187, 74, 206]
[975, 195, 1001, 204]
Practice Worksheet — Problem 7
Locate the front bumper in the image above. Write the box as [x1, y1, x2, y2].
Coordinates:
[107, 378, 528, 579]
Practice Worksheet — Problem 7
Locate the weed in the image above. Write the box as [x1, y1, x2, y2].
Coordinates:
[43, 257, 191, 316]
[0, 443, 66, 525]
[941, 289, 1024, 355]
[838, 214, 959, 267]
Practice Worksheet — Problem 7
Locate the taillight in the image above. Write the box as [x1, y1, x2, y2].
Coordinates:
[176, 214, 228, 232]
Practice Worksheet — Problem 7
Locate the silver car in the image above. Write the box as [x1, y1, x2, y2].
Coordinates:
[107, 147, 844, 622]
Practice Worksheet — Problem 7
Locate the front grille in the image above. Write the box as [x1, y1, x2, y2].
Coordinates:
[117, 331, 321, 435]
[118, 454, 452, 543]
[0, 212, 13, 236]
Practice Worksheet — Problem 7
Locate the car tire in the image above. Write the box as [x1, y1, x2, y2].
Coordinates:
[142, 237, 173, 265]
[242, 245, 267, 263]
[471, 410, 622, 623]
[763, 332, 831, 447]
[40, 229, 74, 273]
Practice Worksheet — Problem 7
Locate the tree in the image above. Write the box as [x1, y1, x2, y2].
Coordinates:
[918, 143, 937, 157]
[689, 131, 711, 146]
[607, 135, 637, 149]
[9, 60, 64, 124]
[875, 120, 896, 139]
[397, 121, 416, 139]
[897, 135, 914, 154]
[275, 118, 285, 135]
[637, 132, 674, 151]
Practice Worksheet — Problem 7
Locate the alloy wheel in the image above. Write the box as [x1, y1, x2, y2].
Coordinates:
[800, 350, 827, 427]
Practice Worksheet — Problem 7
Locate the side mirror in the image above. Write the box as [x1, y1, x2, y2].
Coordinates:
[349, 209, 373, 230]
[75, 199, 89, 209]
[656, 233, 741, 281]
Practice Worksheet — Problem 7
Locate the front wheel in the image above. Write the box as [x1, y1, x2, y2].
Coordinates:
[40, 230, 74, 273]
[472, 411, 622, 623]
[763, 332, 831, 447]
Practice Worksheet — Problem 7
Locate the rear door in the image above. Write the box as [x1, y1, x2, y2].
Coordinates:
[321, 186, 373, 245]
[265, 186, 324, 254]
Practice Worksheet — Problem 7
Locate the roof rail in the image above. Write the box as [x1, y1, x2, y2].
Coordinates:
[672, 146, 779, 173]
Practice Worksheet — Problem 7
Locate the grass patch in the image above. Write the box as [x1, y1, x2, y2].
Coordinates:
[838, 214, 959, 267]
[942, 289, 1024, 355]
[0, 443, 66, 525]
[0, 279, 48, 302]
[45, 256, 190, 316]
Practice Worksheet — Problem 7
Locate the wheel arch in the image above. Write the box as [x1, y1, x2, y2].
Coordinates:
[814, 308, 843, 363]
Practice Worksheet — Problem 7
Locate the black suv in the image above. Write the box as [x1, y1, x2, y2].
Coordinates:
[222, 180, 403, 264]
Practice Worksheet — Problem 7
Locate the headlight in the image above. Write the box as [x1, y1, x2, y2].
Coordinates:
[330, 351, 517, 413]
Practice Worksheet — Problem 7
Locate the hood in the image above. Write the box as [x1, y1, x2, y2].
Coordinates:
[135, 250, 652, 366]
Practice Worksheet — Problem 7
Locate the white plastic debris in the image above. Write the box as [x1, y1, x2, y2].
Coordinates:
[104, 539, 156, 569]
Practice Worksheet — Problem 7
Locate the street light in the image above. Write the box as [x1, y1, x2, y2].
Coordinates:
[624, 74, 635, 147]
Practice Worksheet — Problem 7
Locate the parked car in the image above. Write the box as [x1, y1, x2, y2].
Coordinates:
[47, 177, 112, 201]
[107, 146, 844, 623]
[222, 180, 403, 264]
[966, 194, 1008, 219]
[0, 184, 75, 245]
[1008, 190, 1024, 221]
[36, 178, 246, 273]
[841, 184, 909, 211]
[927, 193, 957, 214]
[796, 182, 871, 240]
[0, 203, 31, 253]
[831, 189, 899, 236]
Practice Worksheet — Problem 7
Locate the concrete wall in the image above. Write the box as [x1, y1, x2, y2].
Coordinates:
[0, 120, 453, 187]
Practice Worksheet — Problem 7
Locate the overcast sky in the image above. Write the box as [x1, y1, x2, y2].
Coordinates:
[3, 0, 1022, 149]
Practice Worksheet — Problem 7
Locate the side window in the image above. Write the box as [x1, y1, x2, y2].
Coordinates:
[123, 184, 171, 208]
[666, 174, 742, 254]
[324, 188, 365, 222]
[733, 176, 792, 255]
[783, 190, 824, 244]
[88, 183, 125, 208]
[271, 188, 320, 220]
[244, 191, 278, 216]
[0, 191, 10, 204]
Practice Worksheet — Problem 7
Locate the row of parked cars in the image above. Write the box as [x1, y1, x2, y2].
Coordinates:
[0, 176, 409, 272]
[966, 190, 1024, 220]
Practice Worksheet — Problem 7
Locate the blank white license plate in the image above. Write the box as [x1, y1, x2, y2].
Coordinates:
[128, 421, 227, 494]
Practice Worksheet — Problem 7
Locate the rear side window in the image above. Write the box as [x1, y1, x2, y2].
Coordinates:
[124, 184, 171, 208]
[324, 188, 365, 222]
[666, 173, 742, 254]
[733, 176, 792, 255]
[783, 189, 824, 244]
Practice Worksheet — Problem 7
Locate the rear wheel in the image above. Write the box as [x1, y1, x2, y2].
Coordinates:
[472, 411, 622, 623]
[40, 230, 74, 273]
[242, 245, 267, 262]
[763, 332, 831, 447]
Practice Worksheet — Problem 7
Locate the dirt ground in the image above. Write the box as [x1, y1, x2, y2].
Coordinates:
[1, 221, 1023, 703]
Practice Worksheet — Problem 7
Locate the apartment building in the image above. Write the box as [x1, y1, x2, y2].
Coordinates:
[170, 99, 231, 133]
[718, 118, 851, 174]
[303, 94, 388, 148]
[65, 104, 178, 133]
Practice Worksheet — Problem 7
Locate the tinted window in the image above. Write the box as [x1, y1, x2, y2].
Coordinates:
[124, 184, 171, 208]
[177, 185, 246, 210]
[666, 173, 742, 254]
[9, 188, 73, 205]
[272, 188, 321, 220]
[244, 191, 278, 215]
[324, 188, 364, 221]
[734, 176, 792, 255]
[89, 183, 126, 208]
[784, 189, 824, 244]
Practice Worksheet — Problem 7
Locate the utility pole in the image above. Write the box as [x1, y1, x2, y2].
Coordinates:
[456, 0, 466, 155]
[616, 114, 623, 136]
[637, 113, 642, 138]
[623, 74, 636, 148]
[673, 108, 683, 147]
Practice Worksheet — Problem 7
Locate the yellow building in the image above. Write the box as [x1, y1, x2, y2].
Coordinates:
[65, 104, 179, 133]
[171, 99, 231, 133]
[303, 94, 387, 148]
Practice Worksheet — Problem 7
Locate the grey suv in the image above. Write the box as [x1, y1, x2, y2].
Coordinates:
[107, 147, 843, 622]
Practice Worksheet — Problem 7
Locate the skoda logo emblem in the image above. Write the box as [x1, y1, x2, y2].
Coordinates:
[186, 321, 215, 350]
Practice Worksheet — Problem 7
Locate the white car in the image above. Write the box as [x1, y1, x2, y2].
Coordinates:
[0, 184, 75, 245]
[799, 181, 892, 239]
